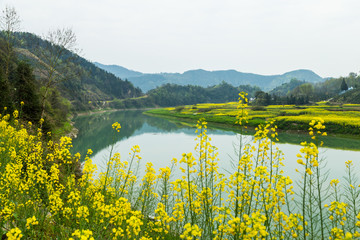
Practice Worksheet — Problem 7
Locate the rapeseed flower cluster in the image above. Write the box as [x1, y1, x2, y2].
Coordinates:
[236, 92, 249, 127]
[1, 99, 360, 239]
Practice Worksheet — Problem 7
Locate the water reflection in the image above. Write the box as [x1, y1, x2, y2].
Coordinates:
[72, 110, 233, 157]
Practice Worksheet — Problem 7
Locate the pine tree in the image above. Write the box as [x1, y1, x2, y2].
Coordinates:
[0, 66, 13, 110]
[341, 78, 348, 91]
[14, 61, 41, 123]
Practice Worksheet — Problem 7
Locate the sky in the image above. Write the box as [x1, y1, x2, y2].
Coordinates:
[2, 0, 360, 78]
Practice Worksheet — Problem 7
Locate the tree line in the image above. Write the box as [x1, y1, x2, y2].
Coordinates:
[109, 82, 261, 109]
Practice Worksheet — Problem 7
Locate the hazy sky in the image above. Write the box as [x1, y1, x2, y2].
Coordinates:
[2, 0, 360, 77]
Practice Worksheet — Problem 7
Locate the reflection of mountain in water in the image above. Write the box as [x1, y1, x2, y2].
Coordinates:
[71, 110, 234, 157]
[72, 110, 360, 159]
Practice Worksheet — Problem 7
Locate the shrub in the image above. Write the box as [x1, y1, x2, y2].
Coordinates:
[175, 106, 185, 112]
[251, 105, 266, 111]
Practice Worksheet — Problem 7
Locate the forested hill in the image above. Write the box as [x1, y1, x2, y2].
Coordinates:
[11, 32, 143, 111]
[95, 63, 324, 92]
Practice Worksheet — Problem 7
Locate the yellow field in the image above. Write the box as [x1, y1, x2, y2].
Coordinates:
[148, 102, 360, 135]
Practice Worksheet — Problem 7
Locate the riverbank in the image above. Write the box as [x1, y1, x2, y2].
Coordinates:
[145, 102, 360, 136]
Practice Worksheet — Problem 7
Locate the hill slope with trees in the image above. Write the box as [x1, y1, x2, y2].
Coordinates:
[252, 73, 360, 106]
[0, 7, 142, 134]
[10, 32, 143, 111]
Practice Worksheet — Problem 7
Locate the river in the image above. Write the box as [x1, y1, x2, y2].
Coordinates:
[72, 110, 360, 183]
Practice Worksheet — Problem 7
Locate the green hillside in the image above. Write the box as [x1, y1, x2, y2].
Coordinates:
[0, 30, 145, 135]
[11, 32, 143, 111]
[332, 88, 360, 103]
[266, 73, 360, 104]
[269, 79, 306, 96]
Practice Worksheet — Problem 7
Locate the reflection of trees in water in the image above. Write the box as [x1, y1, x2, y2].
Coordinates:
[71, 110, 195, 158]
[145, 117, 185, 132]
[72, 110, 143, 158]
[139, 114, 190, 133]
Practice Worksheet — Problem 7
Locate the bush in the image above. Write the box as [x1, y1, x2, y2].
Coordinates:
[197, 107, 211, 113]
[251, 105, 266, 111]
[175, 106, 185, 112]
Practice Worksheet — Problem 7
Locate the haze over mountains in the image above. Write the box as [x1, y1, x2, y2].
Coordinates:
[94, 62, 324, 92]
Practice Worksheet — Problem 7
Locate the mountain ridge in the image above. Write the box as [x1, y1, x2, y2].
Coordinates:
[94, 62, 143, 78]
[94, 63, 324, 92]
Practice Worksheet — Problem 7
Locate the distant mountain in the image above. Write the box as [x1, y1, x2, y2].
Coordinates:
[93, 62, 143, 79]
[95, 64, 324, 92]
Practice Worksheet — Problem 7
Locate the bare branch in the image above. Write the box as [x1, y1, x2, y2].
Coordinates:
[43, 27, 79, 54]
[0, 5, 21, 80]
[33, 27, 81, 121]
[0, 5, 21, 35]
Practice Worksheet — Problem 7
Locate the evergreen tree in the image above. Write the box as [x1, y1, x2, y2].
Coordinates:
[265, 93, 271, 105]
[14, 61, 41, 123]
[0, 66, 13, 110]
[341, 78, 348, 91]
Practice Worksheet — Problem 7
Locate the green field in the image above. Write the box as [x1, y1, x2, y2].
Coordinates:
[146, 102, 360, 135]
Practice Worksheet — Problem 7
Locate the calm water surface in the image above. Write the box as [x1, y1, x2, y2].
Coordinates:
[72, 110, 360, 182]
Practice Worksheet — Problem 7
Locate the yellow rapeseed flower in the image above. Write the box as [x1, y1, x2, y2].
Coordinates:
[6, 228, 23, 240]
[112, 122, 122, 132]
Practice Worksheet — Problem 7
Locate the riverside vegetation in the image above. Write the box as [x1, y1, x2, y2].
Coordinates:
[1, 93, 360, 240]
